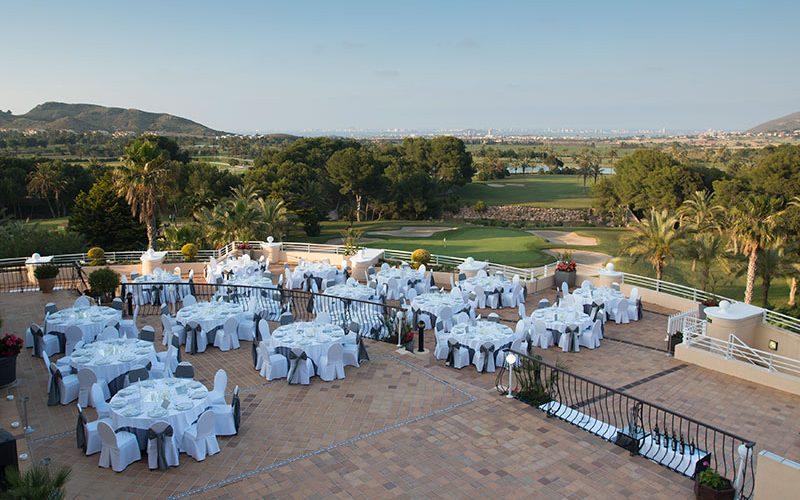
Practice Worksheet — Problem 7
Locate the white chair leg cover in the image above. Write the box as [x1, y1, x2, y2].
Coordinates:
[98, 421, 141, 472]
[84, 418, 112, 455]
[260, 352, 289, 380]
[180, 411, 220, 461]
[341, 344, 359, 368]
[211, 404, 237, 436]
[318, 343, 345, 382]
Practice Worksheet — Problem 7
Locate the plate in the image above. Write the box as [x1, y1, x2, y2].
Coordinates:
[95, 358, 112, 365]
[122, 407, 143, 417]
[110, 399, 127, 409]
[163, 379, 180, 385]
[119, 355, 136, 362]
[190, 391, 208, 399]
[175, 401, 193, 411]
[147, 407, 168, 418]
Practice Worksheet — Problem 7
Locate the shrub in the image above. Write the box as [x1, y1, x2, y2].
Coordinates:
[33, 263, 59, 280]
[88, 267, 120, 301]
[0, 221, 85, 259]
[696, 464, 732, 491]
[181, 243, 198, 262]
[474, 200, 487, 213]
[3, 464, 72, 500]
[410, 248, 431, 269]
[87, 247, 105, 265]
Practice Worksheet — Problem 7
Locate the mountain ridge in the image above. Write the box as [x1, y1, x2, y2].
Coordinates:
[746, 111, 800, 134]
[0, 102, 226, 136]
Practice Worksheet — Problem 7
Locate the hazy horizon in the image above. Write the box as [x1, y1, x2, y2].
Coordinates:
[2, 0, 799, 133]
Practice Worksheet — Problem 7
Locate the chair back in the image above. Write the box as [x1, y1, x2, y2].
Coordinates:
[97, 421, 118, 448]
[487, 313, 500, 323]
[139, 326, 156, 342]
[128, 367, 149, 383]
[149, 420, 172, 435]
[45, 303, 58, 315]
[196, 410, 215, 439]
[213, 369, 227, 395]
[174, 362, 194, 378]
[325, 342, 344, 363]
[110, 298, 124, 311]
[515, 319, 528, 337]
[74, 296, 91, 308]
[183, 295, 197, 306]
[257, 319, 271, 341]
[223, 317, 238, 338]
[65, 325, 83, 343]
[315, 311, 332, 324]
[91, 383, 108, 410]
[279, 312, 294, 325]
[630, 287, 640, 301]
[98, 326, 119, 341]
[77, 367, 97, 390]
[560, 281, 569, 297]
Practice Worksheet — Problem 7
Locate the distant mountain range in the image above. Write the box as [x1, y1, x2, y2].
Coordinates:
[747, 111, 800, 134]
[0, 102, 225, 136]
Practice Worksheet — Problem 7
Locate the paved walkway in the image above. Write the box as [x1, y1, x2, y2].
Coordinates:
[2, 282, 798, 498]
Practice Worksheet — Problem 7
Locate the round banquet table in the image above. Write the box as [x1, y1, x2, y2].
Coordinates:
[571, 287, 626, 312]
[449, 320, 515, 353]
[46, 306, 121, 343]
[109, 378, 209, 449]
[176, 301, 243, 337]
[291, 262, 338, 287]
[271, 322, 345, 368]
[411, 293, 465, 316]
[323, 283, 375, 301]
[132, 272, 188, 305]
[376, 267, 424, 286]
[531, 307, 592, 335]
[70, 338, 157, 394]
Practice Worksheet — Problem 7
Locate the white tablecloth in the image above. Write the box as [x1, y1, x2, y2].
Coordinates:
[531, 307, 591, 334]
[70, 338, 157, 384]
[46, 306, 121, 342]
[412, 293, 466, 316]
[133, 272, 188, 305]
[449, 321, 515, 352]
[323, 284, 375, 301]
[176, 301, 243, 335]
[463, 275, 512, 292]
[571, 287, 626, 311]
[377, 267, 424, 286]
[272, 322, 345, 367]
[109, 378, 209, 447]
[291, 262, 338, 287]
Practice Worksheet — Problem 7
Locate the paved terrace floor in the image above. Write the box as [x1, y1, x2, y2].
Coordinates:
[1, 278, 798, 499]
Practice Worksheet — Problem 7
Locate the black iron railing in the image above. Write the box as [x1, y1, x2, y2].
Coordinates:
[495, 350, 756, 498]
[122, 281, 406, 343]
[0, 261, 86, 293]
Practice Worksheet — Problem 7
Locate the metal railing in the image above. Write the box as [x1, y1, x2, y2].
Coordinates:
[496, 350, 756, 498]
[667, 308, 699, 337]
[0, 261, 87, 293]
[683, 329, 800, 378]
[122, 281, 405, 343]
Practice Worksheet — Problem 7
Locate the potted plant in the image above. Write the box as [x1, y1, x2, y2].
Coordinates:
[236, 242, 252, 258]
[410, 248, 431, 270]
[400, 322, 415, 352]
[88, 267, 120, 304]
[0, 333, 23, 388]
[554, 251, 577, 289]
[34, 264, 59, 293]
[698, 297, 719, 320]
[86, 246, 105, 266]
[3, 464, 72, 499]
[181, 243, 198, 262]
[694, 463, 735, 500]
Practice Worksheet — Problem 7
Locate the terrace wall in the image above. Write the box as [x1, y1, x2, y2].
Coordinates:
[754, 451, 800, 499]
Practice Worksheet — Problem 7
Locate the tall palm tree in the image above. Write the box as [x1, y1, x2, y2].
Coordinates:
[677, 190, 723, 232]
[27, 161, 66, 218]
[256, 196, 289, 238]
[726, 194, 782, 304]
[622, 208, 685, 281]
[114, 138, 172, 249]
[681, 233, 726, 292]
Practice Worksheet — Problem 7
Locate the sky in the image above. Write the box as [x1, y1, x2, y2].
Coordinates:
[1, 0, 799, 133]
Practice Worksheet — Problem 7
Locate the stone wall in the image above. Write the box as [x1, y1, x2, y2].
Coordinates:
[451, 206, 594, 223]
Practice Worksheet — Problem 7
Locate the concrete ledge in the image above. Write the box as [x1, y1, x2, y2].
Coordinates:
[755, 450, 800, 499]
[674, 343, 800, 396]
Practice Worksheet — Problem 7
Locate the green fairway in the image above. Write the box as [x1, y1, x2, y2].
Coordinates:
[457, 175, 594, 208]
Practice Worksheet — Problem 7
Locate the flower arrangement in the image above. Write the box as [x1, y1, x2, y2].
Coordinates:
[0, 334, 23, 357]
[236, 243, 252, 250]
[695, 462, 733, 494]
[555, 251, 576, 273]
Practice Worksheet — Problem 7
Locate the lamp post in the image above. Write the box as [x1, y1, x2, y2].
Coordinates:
[417, 320, 425, 352]
[505, 352, 517, 399]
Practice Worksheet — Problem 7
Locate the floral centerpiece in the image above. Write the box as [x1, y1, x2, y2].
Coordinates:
[554, 251, 577, 289]
[694, 462, 735, 500]
[237, 243, 252, 251]
[0, 333, 23, 387]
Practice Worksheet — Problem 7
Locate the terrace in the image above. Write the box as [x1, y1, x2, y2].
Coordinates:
[0, 242, 798, 499]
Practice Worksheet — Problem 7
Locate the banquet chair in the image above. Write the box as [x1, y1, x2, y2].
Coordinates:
[473, 342, 496, 373]
[184, 322, 208, 354]
[161, 314, 182, 346]
[530, 320, 552, 350]
[46, 358, 79, 406]
[211, 385, 239, 436]
[181, 410, 220, 461]
[287, 348, 314, 385]
[259, 341, 289, 380]
[453, 311, 470, 325]
[138, 326, 156, 343]
[77, 367, 110, 407]
[476, 269, 488, 278]
[514, 319, 529, 340]
[614, 299, 631, 324]
[31, 324, 60, 358]
[433, 321, 449, 360]
[126, 367, 149, 384]
[215, 317, 241, 352]
[438, 305, 454, 332]
[518, 303, 527, 320]
[314, 311, 332, 325]
[153, 343, 179, 377]
[538, 298, 550, 309]
[98, 421, 141, 472]
[487, 313, 500, 323]
[496, 338, 525, 369]
[319, 343, 345, 382]
[146, 421, 180, 470]
[235, 312, 256, 342]
[64, 325, 84, 356]
[76, 403, 110, 456]
[90, 383, 111, 419]
[174, 362, 195, 379]
[341, 326, 360, 368]
[97, 326, 120, 341]
[472, 286, 486, 309]
[485, 287, 502, 309]
[279, 312, 294, 326]
[207, 369, 228, 406]
[119, 305, 138, 339]
[182, 295, 197, 306]
[110, 298, 124, 312]
[45, 302, 58, 315]
[256, 319, 272, 345]
[74, 295, 91, 308]
[560, 281, 570, 298]
[445, 338, 472, 369]
[502, 284, 521, 309]
[579, 320, 603, 349]
[628, 288, 641, 320]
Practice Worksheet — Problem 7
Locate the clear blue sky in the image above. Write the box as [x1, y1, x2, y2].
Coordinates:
[1, 0, 798, 133]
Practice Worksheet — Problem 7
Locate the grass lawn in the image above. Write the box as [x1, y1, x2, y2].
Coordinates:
[22, 217, 70, 229]
[456, 174, 594, 208]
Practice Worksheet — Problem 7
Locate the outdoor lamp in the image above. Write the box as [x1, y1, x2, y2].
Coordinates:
[505, 352, 518, 398]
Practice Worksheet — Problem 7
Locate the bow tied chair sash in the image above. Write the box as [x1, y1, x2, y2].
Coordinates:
[76, 409, 88, 453]
[189, 277, 196, 295]
[251, 341, 259, 368]
[151, 284, 163, 306]
[485, 288, 503, 307]
[52, 331, 67, 355]
[32, 326, 45, 358]
[358, 333, 370, 362]
[479, 344, 495, 373]
[636, 299, 643, 320]
[287, 350, 317, 384]
[185, 323, 202, 355]
[497, 341, 513, 360]
[445, 339, 474, 368]
[231, 391, 241, 432]
[47, 362, 62, 406]
[147, 425, 175, 471]
[170, 335, 182, 363]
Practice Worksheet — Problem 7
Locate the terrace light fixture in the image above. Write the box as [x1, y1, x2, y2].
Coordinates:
[505, 352, 518, 398]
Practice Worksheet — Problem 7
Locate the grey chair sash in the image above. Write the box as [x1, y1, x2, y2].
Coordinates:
[189, 277, 196, 295]
[174, 364, 194, 378]
[160, 303, 169, 316]
[429, 273, 436, 288]
[147, 425, 174, 471]
[32, 326, 44, 358]
[583, 303, 593, 315]
[76, 410, 87, 453]
[171, 335, 182, 363]
[139, 330, 155, 343]
[458, 272, 466, 282]
[446, 340, 474, 368]
[53, 331, 67, 354]
[485, 288, 503, 307]
[47, 363, 62, 406]
[128, 367, 149, 383]
[185, 323, 201, 355]
[637, 299, 643, 320]
[287, 350, 316, 384]
[152, 285, 163, 306]
[231, 392, 241, 433]
[358, 333, 370, 362]
[479, 344, 495, 373]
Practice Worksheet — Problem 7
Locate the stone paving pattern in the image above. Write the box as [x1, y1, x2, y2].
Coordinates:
[1, 272, 798, 499]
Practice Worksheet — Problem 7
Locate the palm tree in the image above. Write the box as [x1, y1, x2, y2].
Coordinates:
[4, 464, 71, 500]
[681, 233, 726, 292]
[726, 194, 782, 304]
[256, 196, 289, 238]
[677, 190, 723, 232]
[27, 160, 66, 218]
[754, 244, 793, 308]
[623, 208, 685, 281]
[114, 138, 172, 249]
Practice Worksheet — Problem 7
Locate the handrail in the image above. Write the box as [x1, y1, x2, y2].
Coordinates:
[683, 329, 800, 377]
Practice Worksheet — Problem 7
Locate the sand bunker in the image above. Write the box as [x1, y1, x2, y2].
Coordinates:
[326, 237, 382, 245]
[546, 249, 611, 267]
[368, 226, 456, 238]
[530, 230, 597, 246]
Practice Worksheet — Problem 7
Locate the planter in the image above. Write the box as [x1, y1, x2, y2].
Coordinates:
[554, 270, 576, 290]
[403, 340, 414, 352]
[38, 277, 56, 293]
[0, 355, 18, 388]
[698, 304, 707, 320]
[668, 332, 683, 354]
[694, 480, 735, 500]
